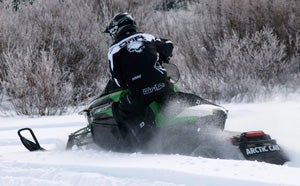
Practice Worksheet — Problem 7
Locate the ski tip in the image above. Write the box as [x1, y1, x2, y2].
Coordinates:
[18, 128, 45, 151]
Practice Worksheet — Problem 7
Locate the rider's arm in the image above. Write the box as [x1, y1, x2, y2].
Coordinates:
[154, 38, 174, 63]
[108, 48, 125, 88]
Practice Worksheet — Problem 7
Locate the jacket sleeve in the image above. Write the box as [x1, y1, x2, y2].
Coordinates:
[108, 47, 125, 88]
[154, 38, 174, 62]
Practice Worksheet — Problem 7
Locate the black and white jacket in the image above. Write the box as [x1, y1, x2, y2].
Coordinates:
[107, 32, 173, 97]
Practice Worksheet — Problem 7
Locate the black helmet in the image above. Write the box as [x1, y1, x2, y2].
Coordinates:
[104, 13, 137, 39]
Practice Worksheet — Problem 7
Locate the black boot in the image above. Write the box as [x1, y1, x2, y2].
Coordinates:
[112, 102, 153, 149]
[126, 119, 153, 146]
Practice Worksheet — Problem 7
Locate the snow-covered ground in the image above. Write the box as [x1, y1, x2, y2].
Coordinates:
[1, 95, 300, 186]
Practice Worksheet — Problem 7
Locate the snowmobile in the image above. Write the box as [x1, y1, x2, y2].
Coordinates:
[18, 64, 289, 165]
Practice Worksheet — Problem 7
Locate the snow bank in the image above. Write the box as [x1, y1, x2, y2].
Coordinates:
[1, 98, 300, 186]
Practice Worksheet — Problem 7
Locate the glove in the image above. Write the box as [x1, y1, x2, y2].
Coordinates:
[159, 55, 172, 64]
[165, 56, 171, 63]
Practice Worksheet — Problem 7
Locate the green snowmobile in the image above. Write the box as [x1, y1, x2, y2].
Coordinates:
[18, 64, 289, 165]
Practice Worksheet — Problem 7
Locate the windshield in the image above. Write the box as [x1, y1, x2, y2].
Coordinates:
[163, 63, 180, 83]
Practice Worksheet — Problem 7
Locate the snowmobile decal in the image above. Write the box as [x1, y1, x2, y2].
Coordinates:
[245, 144, 281, 155]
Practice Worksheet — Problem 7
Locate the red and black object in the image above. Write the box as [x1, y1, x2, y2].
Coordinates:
[231, 131, 289, 165]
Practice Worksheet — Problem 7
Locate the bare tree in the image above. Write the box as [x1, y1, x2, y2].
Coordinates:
[0, 0, 300, 115]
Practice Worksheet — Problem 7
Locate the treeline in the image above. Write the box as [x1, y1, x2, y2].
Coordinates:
[0, 0, 299, 115]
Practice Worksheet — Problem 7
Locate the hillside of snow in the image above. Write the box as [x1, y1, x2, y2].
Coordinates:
[1, 95, 300, 186]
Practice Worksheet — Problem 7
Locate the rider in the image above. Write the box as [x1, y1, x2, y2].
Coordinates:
[104, 12, 174, 146]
